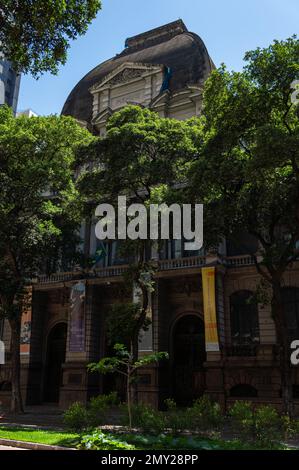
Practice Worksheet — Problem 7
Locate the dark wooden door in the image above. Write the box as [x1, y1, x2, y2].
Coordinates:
[43, 323, 67, 403]
[172, 315, 206, 406]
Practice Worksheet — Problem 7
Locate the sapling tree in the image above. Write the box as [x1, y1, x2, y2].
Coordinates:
[88, 343, 168, 429]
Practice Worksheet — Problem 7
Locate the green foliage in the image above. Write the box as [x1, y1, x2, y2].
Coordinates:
[114, 433, 221, 450]
[88, 344, 168, 376]
[63, 402, 88, 433]
[0, 105, 94, 411]
[79, 105, 200, 209]
[254, 405, 281, 448]
[281, 414, 299, 439]
[88, 344, 168, 429]
[121, 403, 166, 435]
[189, 36, 299, 413]
[187, 396, 223, 431]
[64, 393, 120, 431]
[78, 105, 202, 362]
[164, 399, 188, 434]
[79, 431, 136, 450]
[190, 36, 299, 261]
[78, 431, 286, 450]
[87, 392, 119, 427]
[119, 396, 223, 436]
[164, 398, 177, 411]
[229, 402, 297, 447]
[229, 401, 254, 436]
[0, 427, 79, 447]
[0, 106, 94, 319]
[105, 303, 150, 349]
[0, 1, 102, 75]
[79, 430, 223, 450]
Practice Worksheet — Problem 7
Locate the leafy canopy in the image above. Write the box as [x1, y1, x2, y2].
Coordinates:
[0, 105, 94, 317]
[0, 1, 101, 76]
[190, 36, 299, 275]
[79, 105, 203, 206]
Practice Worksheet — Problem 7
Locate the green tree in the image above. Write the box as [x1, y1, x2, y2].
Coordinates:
[79, 105, 200, 362]
[88, 343, 168, 429]
[189, 37, 299, 415]
[105, 302, 151, 351]
[0, 1, 101, 76]
[0, 106, 94, 412]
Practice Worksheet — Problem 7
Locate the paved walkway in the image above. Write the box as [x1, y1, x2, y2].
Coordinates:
[0, 405, 64, 429]
[0, 445, 26, 450]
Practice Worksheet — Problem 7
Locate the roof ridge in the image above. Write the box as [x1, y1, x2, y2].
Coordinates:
[124, 20, 187, 51]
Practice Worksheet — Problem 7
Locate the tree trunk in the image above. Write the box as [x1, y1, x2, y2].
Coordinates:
[9, 317, 24, 414]
[271, 281, 293, 416]
[127, 368, 132, 429]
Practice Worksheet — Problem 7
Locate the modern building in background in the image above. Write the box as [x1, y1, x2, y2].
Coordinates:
[0, 54, 21, 114]
[16, 109, 38, 118]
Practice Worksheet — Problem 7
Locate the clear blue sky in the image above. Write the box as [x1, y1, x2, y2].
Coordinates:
[18, 0, 299, 116]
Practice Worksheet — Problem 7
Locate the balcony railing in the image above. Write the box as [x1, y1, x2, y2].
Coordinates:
[158, 255, 206, 271]
[37, 265, 129, 284]
[223, 255, 255, 267]
[93, 265, 128, 277]
[37, 256, 207, 284]
[38, 271, 79, 284]
[36, 254, 257, 285]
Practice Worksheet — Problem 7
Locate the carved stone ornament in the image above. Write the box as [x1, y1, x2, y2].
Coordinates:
[108, 68, 144, 86]
[89, 62, 164, 93]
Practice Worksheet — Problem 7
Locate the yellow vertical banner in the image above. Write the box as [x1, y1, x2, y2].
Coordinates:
[202, 267, 220, 352]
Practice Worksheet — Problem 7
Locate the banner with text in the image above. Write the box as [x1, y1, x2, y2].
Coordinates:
[20, 287, 32, 355]
[202, 267, 220, 352]
[69, 281, 86, 352]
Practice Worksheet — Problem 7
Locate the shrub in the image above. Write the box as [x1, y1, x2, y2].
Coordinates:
[164, 398, 176, 411]
[88, 392, 119, 427]
[63, 402, 88, 433]
[187, 396, 223, 431]
[164, 399, 188, 434]
[281, 414, 295, 440]
[122, 403, 165, 434]
[254, 405, 281, 447]
[79, 431, 136, 450]
[229, 401, 254, 436]
[120, 433, 220, 450]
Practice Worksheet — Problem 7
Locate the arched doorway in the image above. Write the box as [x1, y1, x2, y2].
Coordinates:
[43, 323, 67, 403]
[171, 314, 206, 406]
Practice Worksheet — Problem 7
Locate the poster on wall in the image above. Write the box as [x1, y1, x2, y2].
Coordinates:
[69, 281, 86, 352]
[133, 282, 153, 352]
[20, 287, 32, 355]
[202, 267, 220, 352]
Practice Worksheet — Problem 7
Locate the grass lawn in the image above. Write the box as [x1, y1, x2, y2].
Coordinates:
[0, 426, 80, 447]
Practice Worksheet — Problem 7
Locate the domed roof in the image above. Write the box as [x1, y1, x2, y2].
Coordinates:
[61, 20, 214, 123]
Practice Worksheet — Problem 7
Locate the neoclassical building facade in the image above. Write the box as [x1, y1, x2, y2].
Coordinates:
[1, 20, 299, 411]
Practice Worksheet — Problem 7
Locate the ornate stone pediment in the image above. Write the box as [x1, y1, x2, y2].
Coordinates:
[89, 62, 164, 93]
[90, 62, 165, 130]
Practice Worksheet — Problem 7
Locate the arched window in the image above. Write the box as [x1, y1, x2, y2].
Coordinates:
[230, 384, 258, 398]
[230, 290, 259, 345]
[281, 287, 299, 343]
